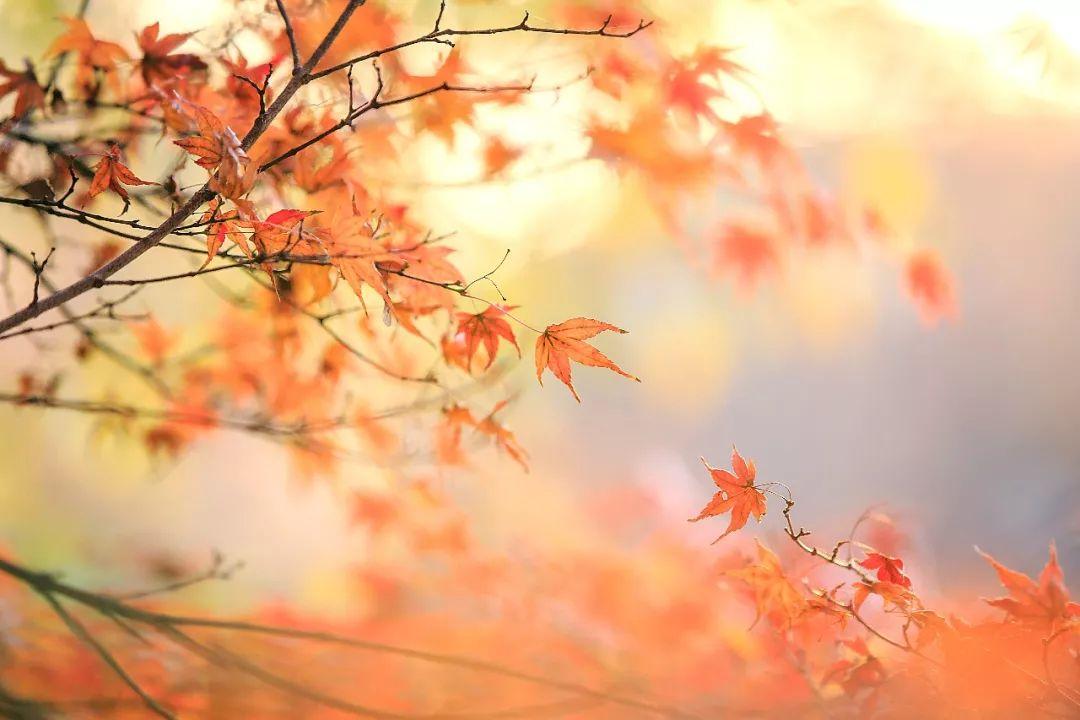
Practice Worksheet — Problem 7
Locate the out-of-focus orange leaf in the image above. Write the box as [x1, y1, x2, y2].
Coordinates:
[905, 249, 957, 325]
[711, 221, 779, 290]
[727, 539, 805, 628]
[0, 60, 45, 119]
[46, 17, 129, 83]
[979, 543, 1079, 628]
[130, 318, 178, 366]
[481, 137, 523, 177]
[136, 22, 206, 87]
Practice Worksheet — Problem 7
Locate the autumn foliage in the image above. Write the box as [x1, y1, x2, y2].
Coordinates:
[0, 0, 1070, 718]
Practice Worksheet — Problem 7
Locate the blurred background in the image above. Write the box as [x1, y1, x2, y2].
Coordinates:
[0, 0, 1077, 619]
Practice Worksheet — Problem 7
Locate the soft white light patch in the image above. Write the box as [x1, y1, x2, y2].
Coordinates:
[890, 0, 1080, 53]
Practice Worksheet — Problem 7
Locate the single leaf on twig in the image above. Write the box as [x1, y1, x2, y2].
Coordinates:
[534, 317, 638, 401]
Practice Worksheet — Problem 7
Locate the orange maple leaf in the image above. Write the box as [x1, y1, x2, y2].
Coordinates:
[435, 400, 529, 471]
[665, 46, 748, 125]
[46, 17, 129, 93]
[979, 543, 1079, 628]
[534, 317, 639, 402]
[130, 317, 178, 366]
[173, 102, 249, 192]
[250, 209, 316, 257]
[136, 22, 206, 87]
[690, 447, 767, 542]
[722, 113, 793, 171]
[859, 552, 912, 588]
[324, 212, 398, 312]
[711, 220, 779, 290]
[905, 249, 957, 325]
[481, 137, 523, 177]
[587, 108, 715, 188]
[727, 539, 806, 628]
[87, 144, 157, 211]
[0, 60, 45, 120]
[475, 399, 529, 472]
[198, 198, 247, 264]
[454, 306, 520, 372]
[852, 579, 917, 613]
[46, 17, 129, 68]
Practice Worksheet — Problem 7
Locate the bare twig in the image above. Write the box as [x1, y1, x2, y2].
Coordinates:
[275, 0, 302, 72]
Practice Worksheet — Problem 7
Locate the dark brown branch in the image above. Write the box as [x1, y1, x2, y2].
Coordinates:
[261, 73, 582, 173]
[116, 551, 242, 601]
[28, 247, 54, 306]
[0, 289, 144, 341]
[307, 9, 652, 83]
[275, 0, 302, 72]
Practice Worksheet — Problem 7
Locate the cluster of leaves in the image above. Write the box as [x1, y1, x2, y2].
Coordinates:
[0, 0, 683, 479]
[0, 0, 957, 488]
[690, 447, 1079, 717]
[0, 451, 1074, 719]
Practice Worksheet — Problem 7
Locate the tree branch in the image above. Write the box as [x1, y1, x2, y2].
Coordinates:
[0, 0, 369, 337]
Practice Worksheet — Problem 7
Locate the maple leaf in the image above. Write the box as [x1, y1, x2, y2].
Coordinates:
[859, 552, 912, 588]
[534, 317, 639, 402]
[414, 94, 476, 147]
[979, 543, 1079, 628]
[130, 318, 178, 366]
[435, 401, 528, 471]
[665, 46, 748, 125]
[481, 137, 523, 177]
[198, 198, 247, 264]
[436, 404, 477, 466]
[291, 264, 333, 306]
[590, 49, 640, 98]
[136, 22, 207, 88]
[587, 108, 716, 188]
[474, 399, 529, 472]
[324, 212, 399, 312]
[409, 48, 478, 146]
[173, 102, 250, 192]
[722, 113, 793, 172]
[909, 610, 951, 649]
[0, 59, 45, 120]
[392, 243, 463, 288]
[87, 144, 157, 211]
[690, 447, 767, 541]
[47, 18, 129, 67]
[453, 306, 520, 372]
[852, 579, 917, 613]
[905, 249, 957, 325]
[822, 639, 886, 695]
[727, 539, 805, 628]
[711, 221, 779, 289]
[250, 209, 316, 257]
[46, 17, 129, 93]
